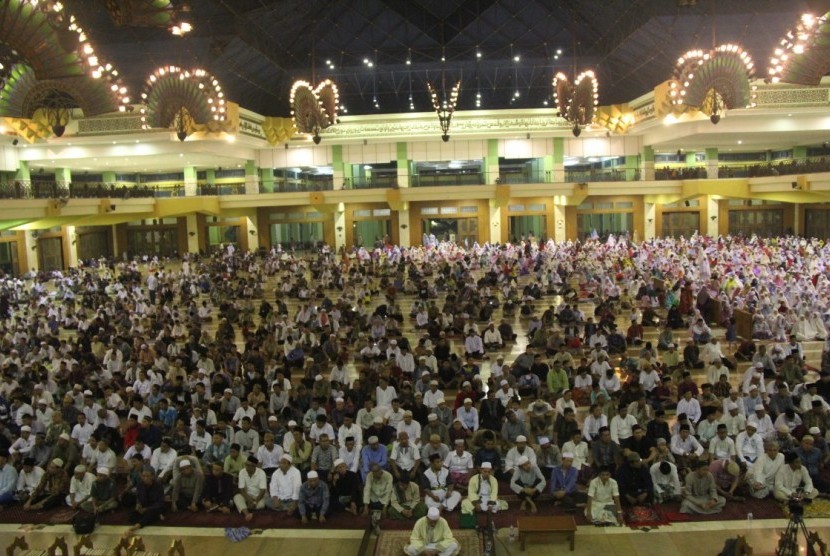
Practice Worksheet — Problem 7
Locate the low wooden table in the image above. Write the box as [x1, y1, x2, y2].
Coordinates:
[517, 515, 576, 551]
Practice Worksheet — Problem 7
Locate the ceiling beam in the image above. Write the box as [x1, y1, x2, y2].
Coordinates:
[378, 0, 499, 45]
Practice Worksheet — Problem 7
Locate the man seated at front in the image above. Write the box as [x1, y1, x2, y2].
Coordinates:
[649, 461, 681, 504]
[202, 461, 234, 513]
[267, 454, 301, 515]
[586, 465, 622, 525]
[680, 460, 726, 514]
[362, 462, 393, 517]
[461, 462, 500, 514]
[234, 455, 267, 521]
[171, 459, 204, 512]
[510, 455, 547, 514]
[389, 473, 426, 520]
[550, 452, 585, 511]
[746, 441, 784, 499]
[615, 452, 653, 506]
[404, 506, 460, 556]
[298, 470, 330, 523]
[774, 451, 819, 502]
[422, 453, 461, 512]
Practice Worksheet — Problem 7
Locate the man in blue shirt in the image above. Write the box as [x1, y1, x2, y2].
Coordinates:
[550, 452, 584, 511]
[0, 450, 18, 505]
[360, 436, 388, 481]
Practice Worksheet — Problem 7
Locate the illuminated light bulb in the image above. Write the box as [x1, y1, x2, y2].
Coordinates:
[87, 56, 98, 66]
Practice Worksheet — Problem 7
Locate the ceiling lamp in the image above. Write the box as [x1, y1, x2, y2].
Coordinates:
[553, 71, 598, 137]
[139, 66, 226, 141]
[670, 44, 757, 124]
[427, 80, 461, 142]
[768, 12, 830, 86]
[290, 79, 339, 144]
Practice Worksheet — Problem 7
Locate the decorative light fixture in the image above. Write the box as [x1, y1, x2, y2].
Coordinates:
[670, 44, 757, 124]
[553, 71, 599, 137]
[139, 66, 225, 141]
[768, 12, 830, 85]
[427, 80, 461, 142]
[289, 79, 339, 144]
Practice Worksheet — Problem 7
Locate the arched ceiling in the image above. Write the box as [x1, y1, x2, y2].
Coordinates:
[60, 0, 830, 116]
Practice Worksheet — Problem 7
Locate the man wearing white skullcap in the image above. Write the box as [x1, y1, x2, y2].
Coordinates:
[298, 470, 330, 523]
[404, 506, 459, 556]
[461, 462, 501, 515]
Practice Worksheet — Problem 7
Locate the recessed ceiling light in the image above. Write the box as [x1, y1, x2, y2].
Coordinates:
[737, 140, 742, 144]
[112, 141, 116, 145]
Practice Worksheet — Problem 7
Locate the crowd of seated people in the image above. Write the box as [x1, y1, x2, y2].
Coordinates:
[0, 232, 824, 535]
[747, 157, 830, 178]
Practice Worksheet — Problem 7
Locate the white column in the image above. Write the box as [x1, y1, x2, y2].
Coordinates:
[553, 202, 566, 242]
[244, 174, 260, 195]
[24, 231, 39, 272]
[186, 214, 199, 253]
[488, 203, 501, 244]
[334, 211, 345, 251]
[706, 196, 719, 237]
[65, 225, 79, 268]
[398, 209, 411, 247]
[245, 214, 259, 252]
[644, 204, 656, 240]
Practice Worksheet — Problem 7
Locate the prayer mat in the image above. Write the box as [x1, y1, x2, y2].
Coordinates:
[46, 507, 77, 525]
[374, 529, 481, 556]
[624, 505, 670, 529]
[783, 497, 830, 519]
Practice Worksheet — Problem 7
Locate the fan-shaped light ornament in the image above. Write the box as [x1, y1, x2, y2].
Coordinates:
[669, 44, 757, 125]
[139, 66, 226, 142]
[0, 1, 130, 108]
[553, 71, 598, 137]
[768, 12, 830, 86]
[427, 80, 461, 142]
[290, 80, 339, 144]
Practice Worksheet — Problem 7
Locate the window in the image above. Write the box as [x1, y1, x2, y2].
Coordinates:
[420, 207, 439, 215]
[528, 204, 546, 212]
[440, 207, 458, 215]
[460, 206, 478, 214]
[353, 210, 372, 217]
[615, 202, 633, 209]
[508, 205, 526, 212]
[372, 209, 391, 217]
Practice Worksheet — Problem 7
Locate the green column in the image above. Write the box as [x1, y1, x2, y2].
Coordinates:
[552, 137, 564, 182]
[485, 138, 499, 183]
[705, 148, 718, 179]
[793, 146, 808, 161]
[641, 145, 655, 181]
[332, 144, 345, 189]
[15, 161, 29, 182]
[54, 167, 71, 185]
[260, 168, 274, 193]
[625, 155, 639, 181]
[396, 142, 409, 187]
[244, 160, 258, 194]
[540, 154, 553, 183]
[184, 166, 197, 196]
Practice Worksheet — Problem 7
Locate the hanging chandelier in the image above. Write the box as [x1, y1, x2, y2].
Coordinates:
[427, 80, 461, 142]
[670, 44, 757, 124]
[552, 71, 598, 137]
[768, 12, 830, 86]
[290, 79, 339, 144]
[139, 66, 225, 141]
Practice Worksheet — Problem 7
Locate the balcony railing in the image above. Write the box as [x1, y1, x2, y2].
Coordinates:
[4, 157, 830, 200]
